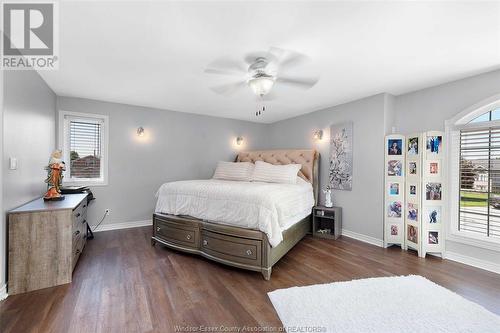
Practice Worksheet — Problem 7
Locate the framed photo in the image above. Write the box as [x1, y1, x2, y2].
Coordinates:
[388, 182, 400, 196]
[426, 182, 442, 200]
[388, 160, 403, 176]
[426, 135, 442, 156]
[428, 231, 439, 245]
[407, 203, 418, 222]
[408, 161, 417, 175]
[426, 160, 441, 177]
[387, 201, 402, 218]
[390, 225, 398, 236]
[409, 184, 417, 196]
[407, 225, 418, 243]
[425, 206, 441, 224]
[388, 139, 403, 155]
[408, 137, 418, 155]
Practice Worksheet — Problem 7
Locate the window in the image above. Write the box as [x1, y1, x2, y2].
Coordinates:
[59, 111, 108, 185]
[459, 126, 500, 239]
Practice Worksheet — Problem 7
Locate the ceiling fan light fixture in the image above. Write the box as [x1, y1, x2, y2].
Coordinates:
[248, 76, 275, 96]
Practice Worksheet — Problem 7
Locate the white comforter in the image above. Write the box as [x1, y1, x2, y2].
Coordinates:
[155, 179, 314, 247]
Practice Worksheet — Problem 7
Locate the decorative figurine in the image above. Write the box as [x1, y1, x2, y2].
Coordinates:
[44, 149, 66, 201]
[324, 185, 333, 208]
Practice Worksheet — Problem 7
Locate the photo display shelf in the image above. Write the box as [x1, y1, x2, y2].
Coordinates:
[421, 131, 445, 258]
[384, 135, 406, 248]
[404, 133, 423, 256]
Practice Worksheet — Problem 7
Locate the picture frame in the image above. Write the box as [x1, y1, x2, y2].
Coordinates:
[407, 203, 418, 222]
[426, 160, 441, 177]
[425, 182, 442, 200]
[388, 182, 400, 196]
[407, 137, 419, 155]
[408, 183, 418, 197]
[387, 201, 402, 218]
[390, 225, 399, 236]
[407, 225, 418, 243]
[388, 139, 403, 156]
[408, 161, 417, 176]
[428, 231, 439, 245]
[388, 160, 403, 177]
[426, 135, 442, 156]
[425, 206, 441, 224]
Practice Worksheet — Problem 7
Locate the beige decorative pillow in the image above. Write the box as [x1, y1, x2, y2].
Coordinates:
[213, 161, 254, 181]
[251, 161, 302, 184]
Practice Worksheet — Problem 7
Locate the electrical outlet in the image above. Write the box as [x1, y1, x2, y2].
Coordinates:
[105, 209, 110, 216]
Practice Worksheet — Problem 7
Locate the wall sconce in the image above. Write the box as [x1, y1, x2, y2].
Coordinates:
[137, 127, 145, 137]
[313, 130, 323, 141]
[236, 136, 244, 146]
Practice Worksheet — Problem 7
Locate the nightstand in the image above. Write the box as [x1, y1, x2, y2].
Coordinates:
[312, 206, 342, 239]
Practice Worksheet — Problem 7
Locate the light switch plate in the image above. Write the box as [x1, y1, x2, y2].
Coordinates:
[9, 157, 17, 170]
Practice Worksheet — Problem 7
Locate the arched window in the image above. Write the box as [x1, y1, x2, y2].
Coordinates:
[447, 97, 500, 249]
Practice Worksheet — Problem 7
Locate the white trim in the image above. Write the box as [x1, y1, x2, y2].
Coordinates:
[445, 251, 500, 275]
[341, 229, 384, 247]
[58, 110, 109, 186]
[445, 92, 500, 127]
[92, 219, 152, 232]
[0, 284, 7, 301]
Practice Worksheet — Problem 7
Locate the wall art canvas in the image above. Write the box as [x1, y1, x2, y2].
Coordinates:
[329, 122, 353, 190]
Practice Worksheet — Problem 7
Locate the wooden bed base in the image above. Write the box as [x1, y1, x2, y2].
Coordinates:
[152, 213, 311, 280]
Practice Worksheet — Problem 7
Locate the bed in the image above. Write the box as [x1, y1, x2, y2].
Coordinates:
[151, 149, 319, 280]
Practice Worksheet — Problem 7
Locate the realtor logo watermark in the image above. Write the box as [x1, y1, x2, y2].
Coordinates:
[1, 1, 59, 70]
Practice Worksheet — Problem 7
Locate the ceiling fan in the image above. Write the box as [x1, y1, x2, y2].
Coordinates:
[205, 47, 319, 105]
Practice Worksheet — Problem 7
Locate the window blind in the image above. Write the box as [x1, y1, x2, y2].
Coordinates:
[459, 127, 500, 239]
[69, 120, 102, 179]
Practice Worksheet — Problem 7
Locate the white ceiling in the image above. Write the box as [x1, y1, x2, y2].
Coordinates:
[39, 1, 500, 123]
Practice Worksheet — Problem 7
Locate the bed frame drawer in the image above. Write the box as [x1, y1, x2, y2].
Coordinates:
[154, 216, 200, 249]
[201, 230, 261, 267]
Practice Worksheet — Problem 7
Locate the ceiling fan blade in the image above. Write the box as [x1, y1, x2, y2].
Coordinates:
[210, 81, 247, 96]
[269, 47, 311, 71]
[206, 58, 246, 74]
[276, 76, 319, 89]
[204, 68, 242, 76]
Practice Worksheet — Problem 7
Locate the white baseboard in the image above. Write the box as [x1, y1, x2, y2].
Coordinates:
[0, 284, 7, 301]
[93, 219, 152, 232]
[341, 229, 384, 247]
[444, 251, 500, 275]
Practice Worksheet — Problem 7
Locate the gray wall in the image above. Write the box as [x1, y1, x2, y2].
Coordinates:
[2, 70, 57, 293]
[394, 69, 500, 266]
[267, 94, 388, 240]
[56, 97, 269, 227]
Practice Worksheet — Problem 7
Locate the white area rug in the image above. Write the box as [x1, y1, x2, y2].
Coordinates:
[268, 275, 500, 333]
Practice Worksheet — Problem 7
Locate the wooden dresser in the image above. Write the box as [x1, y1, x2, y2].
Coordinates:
[7, 193, 89, 295]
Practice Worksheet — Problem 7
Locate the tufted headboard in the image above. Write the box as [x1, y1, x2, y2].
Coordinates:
[236, 149, 320, 203]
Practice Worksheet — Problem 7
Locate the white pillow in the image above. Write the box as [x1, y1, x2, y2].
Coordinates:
[213, 161, 254, 181]
[251, 161, 302, 184]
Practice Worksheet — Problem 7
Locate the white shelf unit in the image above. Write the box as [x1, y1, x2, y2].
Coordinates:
[384, 135, 406, 248]
[421, 131, 445, 258]
[404, 133, 423, 256]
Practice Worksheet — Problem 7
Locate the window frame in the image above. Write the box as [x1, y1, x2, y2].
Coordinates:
[58, 110, 109, 186]
[446, 94, 500, 251]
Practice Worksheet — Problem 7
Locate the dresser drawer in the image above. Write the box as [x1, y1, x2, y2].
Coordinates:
[155, 218, 199, 248]
[201, 230, 261, 267]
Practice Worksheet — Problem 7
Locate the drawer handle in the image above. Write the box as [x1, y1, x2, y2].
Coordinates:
[74, 230, 80, 236]
[246, 249, 253, 256]
[75, 213, 81, 218]
[156, 226, 161, 232]
[203, 239, 208, 246]
[186, 234, 192, 240]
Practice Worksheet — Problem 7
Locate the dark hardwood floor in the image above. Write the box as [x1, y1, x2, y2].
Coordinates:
[1, 226, 499, 333]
